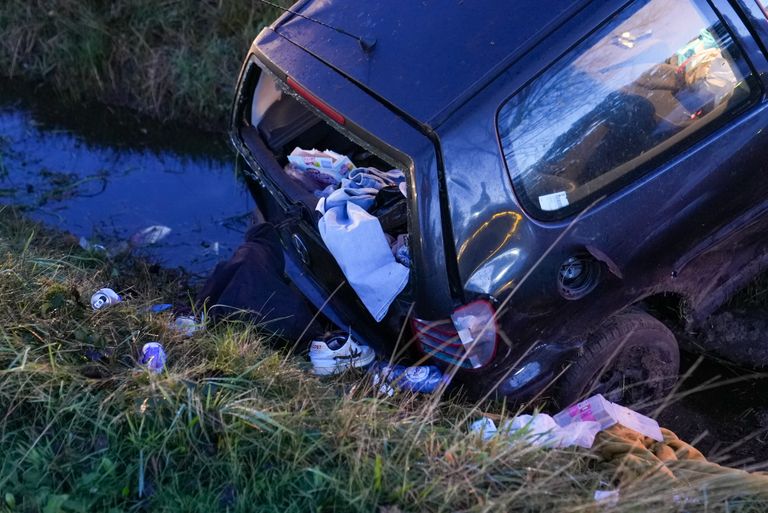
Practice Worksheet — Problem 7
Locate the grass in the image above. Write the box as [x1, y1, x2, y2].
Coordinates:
[0, 0, 290, 130]
[0, 206, 767, 512]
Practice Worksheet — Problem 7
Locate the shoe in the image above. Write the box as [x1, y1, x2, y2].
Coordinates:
[309, 331, 376, 376]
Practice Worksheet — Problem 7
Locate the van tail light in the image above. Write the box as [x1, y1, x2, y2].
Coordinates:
[412, 300, 498, 369]
[286, 77, 346, 126]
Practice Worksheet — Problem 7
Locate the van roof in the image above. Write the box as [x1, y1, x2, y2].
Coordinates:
[274, 0, 590, 127]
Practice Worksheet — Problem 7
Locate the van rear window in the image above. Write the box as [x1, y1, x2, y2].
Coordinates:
[498, 0, 758, 220]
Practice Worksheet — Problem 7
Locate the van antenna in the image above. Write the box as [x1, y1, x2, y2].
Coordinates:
[256, 0, 377, 54]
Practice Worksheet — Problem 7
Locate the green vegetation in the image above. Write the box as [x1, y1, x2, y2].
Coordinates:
[1, 207, 767, 511]
[0, 1, 290, 130]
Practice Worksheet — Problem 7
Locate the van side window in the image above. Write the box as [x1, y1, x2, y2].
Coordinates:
[498, 0, 758, 219]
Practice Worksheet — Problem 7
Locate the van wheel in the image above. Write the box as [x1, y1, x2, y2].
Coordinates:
[555, 308, 679, 409]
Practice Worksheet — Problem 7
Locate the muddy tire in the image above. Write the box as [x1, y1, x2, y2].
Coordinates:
[555, 308, 679, 409]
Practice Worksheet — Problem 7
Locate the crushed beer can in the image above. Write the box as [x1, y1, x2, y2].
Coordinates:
[91, 288, 122, 310]
[140, 342, 167, 373]
[370, 363, 449, 395]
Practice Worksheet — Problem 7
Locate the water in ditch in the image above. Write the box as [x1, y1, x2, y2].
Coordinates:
[0, 79, 253, 277]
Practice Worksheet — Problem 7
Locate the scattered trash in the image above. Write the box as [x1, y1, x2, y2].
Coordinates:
[78, 236, 107, 254]
[129, 225, 172, 247]
[140, 342, 167, 374]
[370, 363, 449, 396]
[470, 394, 663, 451]
[171, 315, 204, 337]
[469, 414, 601, 449]
[201, 240, 220, 256]
[309, 331, 376, 376]
[146, 303, 173, 313]
[90, 288, 122, 310]
[469, 417, 499, 441]
[287, 147, 354, 187]
[553, 394, 663, 442]
[593, 489, 620, 506]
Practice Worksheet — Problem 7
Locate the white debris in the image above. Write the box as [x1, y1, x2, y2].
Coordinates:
[130, 225, 172, 247]
[470, 413, 602, 449]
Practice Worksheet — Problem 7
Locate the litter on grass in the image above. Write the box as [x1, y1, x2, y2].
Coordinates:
[171, 315, 204, 337]
[140, 342, 167, 374]
[90, 287, 121, 310]
[469, 414, 601, 449]
[146, 303, 173, 313]
[593, 489, 620, 506]
[78, 236, 107, 254]
[370, 363, 449, 396]
[554, 393, 663, 441]
[470, 394, 663, 448]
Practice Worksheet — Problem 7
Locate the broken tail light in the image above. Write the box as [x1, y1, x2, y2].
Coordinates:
[412, 300, 498, 369]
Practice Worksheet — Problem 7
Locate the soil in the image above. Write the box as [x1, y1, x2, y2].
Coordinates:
[656, 345, 768, 470]
[691, 309, 768, 369]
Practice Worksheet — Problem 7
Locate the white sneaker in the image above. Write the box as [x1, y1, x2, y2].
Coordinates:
[309, 332, 376, 376]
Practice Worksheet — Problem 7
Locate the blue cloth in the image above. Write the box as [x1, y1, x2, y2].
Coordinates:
[316, 166, 408, 321]
[318, 201, 409, 322]
[318, 167, 405, 213]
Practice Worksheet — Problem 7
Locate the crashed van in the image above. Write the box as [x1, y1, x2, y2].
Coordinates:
[230, 0, 768, 406]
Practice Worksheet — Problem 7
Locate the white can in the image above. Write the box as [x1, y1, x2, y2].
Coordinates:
[90, 288, 121, 310]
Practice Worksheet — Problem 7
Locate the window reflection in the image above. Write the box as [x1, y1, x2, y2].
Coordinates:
[499, 0, 756, 218]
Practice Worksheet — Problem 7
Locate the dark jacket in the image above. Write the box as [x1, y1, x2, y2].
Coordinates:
[196, 223, 322, 344]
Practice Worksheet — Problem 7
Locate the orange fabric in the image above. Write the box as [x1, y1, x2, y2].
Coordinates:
[592, 425, 768, 500]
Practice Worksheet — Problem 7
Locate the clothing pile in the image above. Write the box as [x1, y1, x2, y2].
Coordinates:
[285, 148, 410, 322]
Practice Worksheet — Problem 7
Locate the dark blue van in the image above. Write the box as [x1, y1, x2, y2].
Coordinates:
[230, 0, 768, 407]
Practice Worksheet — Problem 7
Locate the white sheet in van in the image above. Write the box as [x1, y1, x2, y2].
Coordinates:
[318, 201, 409, 322]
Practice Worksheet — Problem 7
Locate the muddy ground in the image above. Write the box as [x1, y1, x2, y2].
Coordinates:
[657, 315, 768, 469]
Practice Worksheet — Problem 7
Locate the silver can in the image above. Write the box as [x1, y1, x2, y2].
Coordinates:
[90, 288, 121, 310]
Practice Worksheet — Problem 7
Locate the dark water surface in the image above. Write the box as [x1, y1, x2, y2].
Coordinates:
[0, 80, 252, 276]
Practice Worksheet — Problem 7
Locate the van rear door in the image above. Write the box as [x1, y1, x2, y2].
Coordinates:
[230, 29, 455, 350]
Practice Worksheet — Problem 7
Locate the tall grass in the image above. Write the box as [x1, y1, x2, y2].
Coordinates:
[0, 0, 290, 129]
[0, 206, 766, 512]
